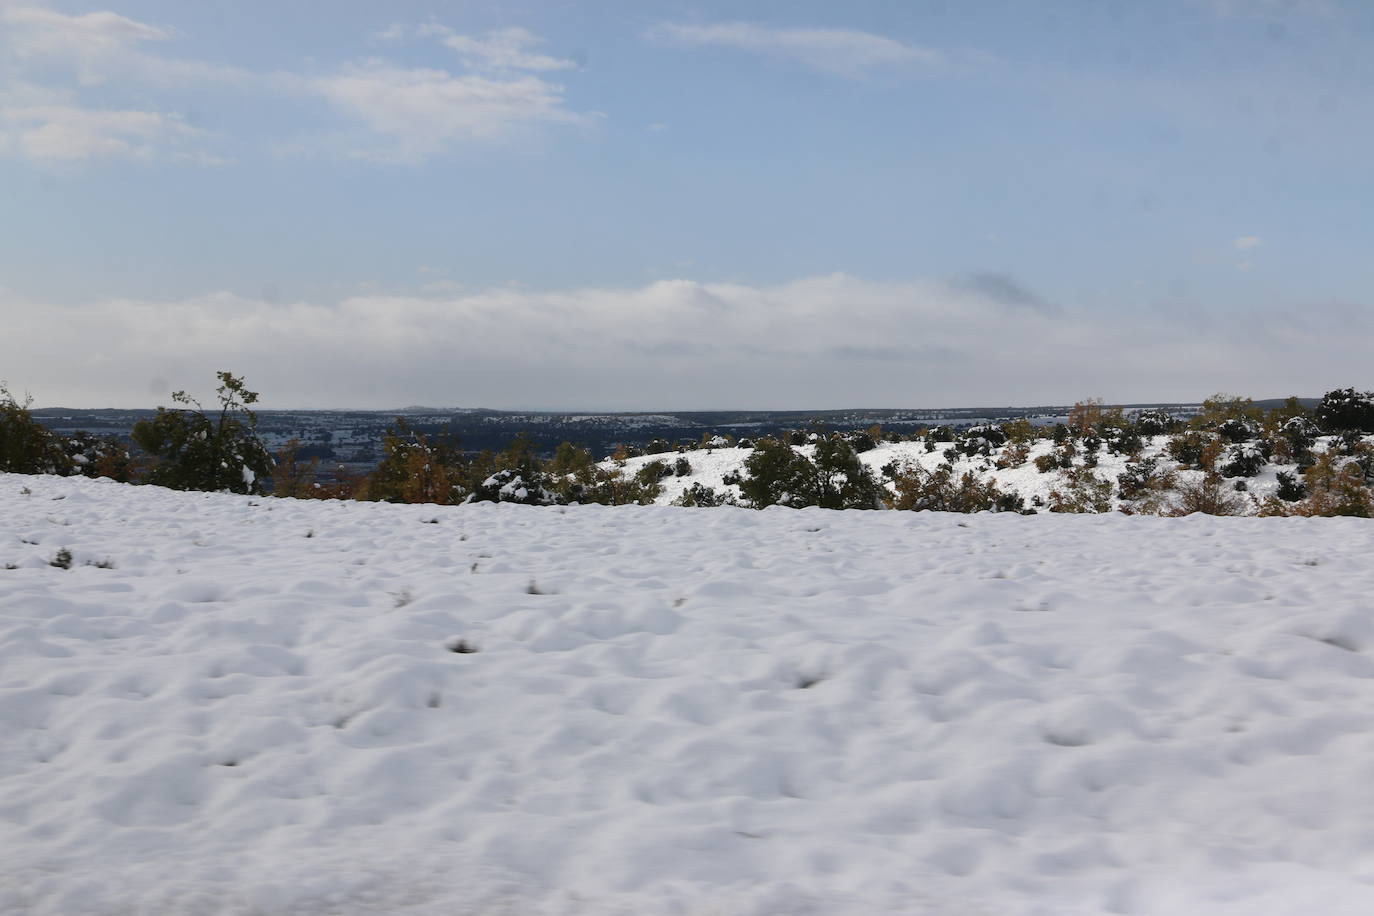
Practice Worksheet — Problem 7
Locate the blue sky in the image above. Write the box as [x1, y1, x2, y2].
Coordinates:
[2, 0, 1372, 409]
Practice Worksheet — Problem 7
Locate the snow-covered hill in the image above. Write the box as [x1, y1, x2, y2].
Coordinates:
[4, 474, 1374, 914]
[608, 434, 1358, 513]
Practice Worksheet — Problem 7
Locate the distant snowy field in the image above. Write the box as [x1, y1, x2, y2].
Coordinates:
[4, 474, 1374, 915]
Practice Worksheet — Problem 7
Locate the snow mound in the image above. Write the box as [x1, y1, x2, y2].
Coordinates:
[3, 474, 1374, 914]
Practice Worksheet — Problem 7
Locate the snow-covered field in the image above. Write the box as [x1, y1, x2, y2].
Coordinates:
[4, 474, 1374, 915]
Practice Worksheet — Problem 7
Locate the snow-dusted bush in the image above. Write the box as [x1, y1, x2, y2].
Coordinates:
[1116, 457, 1176, 505]
[1167, 431, 1219, 470]
[1220, 442, 1267, 478]
[1275, 470, 1307, 502]
[1216, 417, 1260, 444]
[131, 372, 272, 495]
[1134, 409, 1181, 436]
[472, 468, 560, 506]
[62, 431, 135, 482]
[672, 483, 735, 507]
[1315, 388, 1374, 434]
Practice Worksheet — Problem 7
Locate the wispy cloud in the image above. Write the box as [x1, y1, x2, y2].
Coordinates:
[650, 21, 942, 78]
[0, 3, 251, 86]
[313, 60, 587, 163]
[384, 24, 576, 73]
[1233, 235, 1264, 250]
[0, 102, 217, 162]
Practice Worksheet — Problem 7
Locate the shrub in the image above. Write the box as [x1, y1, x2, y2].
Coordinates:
[271, 438, 320, 498]
[470, 433, 562, 505]
[1047, 469, 1114, 514]
[739, 438, 815, 508]
[1067, 398, 1105, 437]
[884, 461, 1022, 513]
[63, 431, 135, 482]
[365, 419, 468, 504]
[1315, 388, 1374, 433]
[1275, 470, 1306, 502]
[1117, 457, 1176, 504]
[1297, 452, 1373, 517]
[0, 383, 71, 475]
[996, 441, 1030, 469]
[674, 456, 692, 477]
[1191, 394, 1261, 432]
[672, 483, 735, 507]
[1171, 472, 1244, 516]
[1033, 453, 1059, 474]
[1134, 409, 1180, 436]
[131, 372, 272, 494]
[1216, 417, 1259, 444]
[1167, 431, 1219, 470]
[1220, 443, 1266, 478]
[812, 436, 882, 509]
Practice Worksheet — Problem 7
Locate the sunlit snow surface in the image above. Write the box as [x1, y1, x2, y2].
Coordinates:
[3, 474, 1374, 915]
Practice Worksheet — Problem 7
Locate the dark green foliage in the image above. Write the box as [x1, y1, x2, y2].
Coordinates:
[738, 438, 816, 508]
[0, 383, 70, 475]
[636, 460, 673, 486]
[50, 548, 73, 569]
[1220, 444, 1265, 478]
[1134, 409, 1180, 436]
[674, 456, 692, 477]
[811, 436, 882, 510]
[673, 483, 734, 507]
[471, 433, 560, 505]
[1276, 471, 1306, 502]
[1104, 426, 1143, 456]
[1315, 388, 1374, 433]
[131, 372, 272, 494]
[1117, 458, 1169, 501]
[1216, 417, 1259, 444]
[1167, 431, 1213, 469]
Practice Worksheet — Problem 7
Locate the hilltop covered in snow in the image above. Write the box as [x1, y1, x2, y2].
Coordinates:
[4, 474, 1374, 914]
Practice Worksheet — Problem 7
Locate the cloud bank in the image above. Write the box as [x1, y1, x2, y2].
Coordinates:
[6, 275, 1366, 410]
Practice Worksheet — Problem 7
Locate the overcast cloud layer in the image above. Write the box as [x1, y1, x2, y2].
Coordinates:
[6, 275, 1365, 410]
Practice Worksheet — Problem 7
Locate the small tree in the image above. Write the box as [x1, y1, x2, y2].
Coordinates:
[366, 419, 467, 504]
[0, 382, 71, 475]
[131, 371, 272, 494]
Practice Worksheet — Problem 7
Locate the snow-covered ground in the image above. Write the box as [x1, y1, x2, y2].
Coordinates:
[4, 474, 1374, 915]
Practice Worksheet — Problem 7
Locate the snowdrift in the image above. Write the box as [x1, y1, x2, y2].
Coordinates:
[3, 473, 1374, 915]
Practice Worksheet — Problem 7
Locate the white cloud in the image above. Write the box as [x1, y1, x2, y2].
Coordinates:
[392, 24, 576, 73]
[0, 4, 173, 57]
[0, 3, 250, 87]
[0, 103, 209, 161]
[7, 274, 1368, 410]
[1233, 235, 1264, 249]
[314, 60, 587, 162]
[651, 21, 941, 78]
